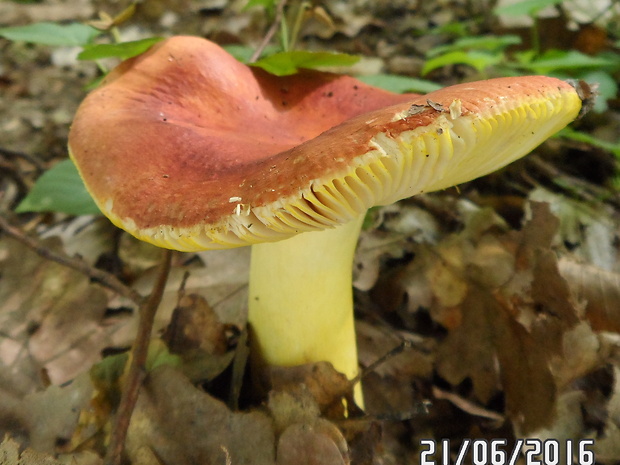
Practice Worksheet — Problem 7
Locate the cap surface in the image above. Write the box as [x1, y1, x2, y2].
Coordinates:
[69, 36, 583, 251]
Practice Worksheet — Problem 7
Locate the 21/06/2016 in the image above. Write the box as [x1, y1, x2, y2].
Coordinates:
[420, 438, 595, 465]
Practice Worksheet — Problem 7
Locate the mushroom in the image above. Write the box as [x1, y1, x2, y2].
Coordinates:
[68, 36, 584, 404]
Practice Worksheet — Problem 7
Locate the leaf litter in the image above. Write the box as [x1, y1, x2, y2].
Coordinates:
[5, 192, 620, 463]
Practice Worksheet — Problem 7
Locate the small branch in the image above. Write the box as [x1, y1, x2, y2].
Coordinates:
[249, 0, 288, 63]
[0, 214, 143, 305]
[0, 147, 46, 172]
[526, 155, 620, 209]
[350, 335, 432, 388]
[104, 249, 173, 465]
[350, 340, 412, 388]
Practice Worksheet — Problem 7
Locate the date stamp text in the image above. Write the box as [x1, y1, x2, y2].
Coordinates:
[420, 438, 595, 465]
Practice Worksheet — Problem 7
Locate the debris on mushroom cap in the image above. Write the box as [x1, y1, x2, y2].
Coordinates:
[449, 99, 462, 119]
[69, 36, 584, 252]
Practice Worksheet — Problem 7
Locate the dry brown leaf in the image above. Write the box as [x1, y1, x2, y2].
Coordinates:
[164, 293, 228, 356]
[437, 287, 555, 428]
[390, 202, 585, 432]
[356, 321, 434, 380]
[559, 258, 620, 332]
[40, 216, 117, 264]
[511, 248, 582, 360]
[300, 0, 376, 39]
[355, 321, 434, 417]
[528, 187, 619, 271]
[0, 436, 60, 465]
[354, 229, 411, 293]
[0, 237, 129, 386]
[276, 420, 349, 465]
[22, 372, 93, 452]
[549, 322, 602, 389]
[162, 293, 236, 383]
[492, 296, 557, 432]
[129, 446, 162, 465]
[268, 362, 354, 418]
[106, 247, 250, 351]
[0, 435, 101, 465]
[127, 365, 275, 465]
[516, 390, 588, 463]
[265, 370, 353, 465]
[268, 388, 321, 434]
[120, 248, 249, 330]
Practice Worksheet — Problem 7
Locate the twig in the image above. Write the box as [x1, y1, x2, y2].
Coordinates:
[0, 214, 143, 305]
[350, 340, 414, 388]
[526, 155, 620, 209]
[0, 147, 46, 172]
[104, 249, 173, 465]
[249, 0, 288, 62]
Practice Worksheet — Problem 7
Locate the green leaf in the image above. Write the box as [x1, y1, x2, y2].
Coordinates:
[516, 50, 620, 74]
[356, 74, 442, 94]
[223, 44, 279, 63]
[251, 50, 360, 76]
[512, 49, 538, 67]
[78, 37, 164, 61]
[16, 159, 101, 216]
[559, 128, 620, 158]
[146, 340, 182, 372]
[89, 341, 180, 390]
[0, 22, 100, 46]
[428, 21, 471, 38]
[422, 50, 504, 75]
[90, 352, 129, 387]
[244, 0, 278, 9]
[494, 0, 563, 17]
[223, 44, 255, 63]
[427, 35, 521, 57]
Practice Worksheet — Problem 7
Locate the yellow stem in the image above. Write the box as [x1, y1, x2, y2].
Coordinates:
[248, 215, 364, 403]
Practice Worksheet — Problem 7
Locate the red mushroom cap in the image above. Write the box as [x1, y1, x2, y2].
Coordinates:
[69, 36, 583, 251]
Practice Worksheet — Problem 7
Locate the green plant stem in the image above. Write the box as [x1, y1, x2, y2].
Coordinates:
[288, 1, 310, 51]
[110, 25, 122, 44]
[279, 10, 290, 51]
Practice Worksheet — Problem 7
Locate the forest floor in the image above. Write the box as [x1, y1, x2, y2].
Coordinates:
[2, 1, 620, 464]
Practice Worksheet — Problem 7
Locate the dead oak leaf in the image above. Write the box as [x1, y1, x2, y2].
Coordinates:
[428, 203, 581, 432]
[162, 293, 236, 383]
[276, 420, 349, 465]
[436, 275, 558, 433]
[127, 365, 275, 465]
[0, 237, 125, 386]
[559, 259, 620, 333]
